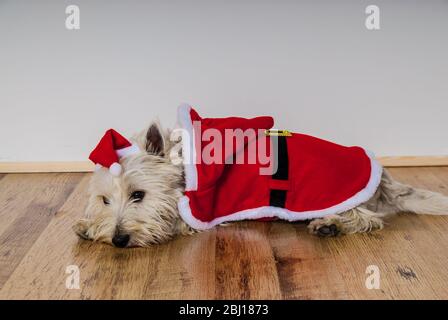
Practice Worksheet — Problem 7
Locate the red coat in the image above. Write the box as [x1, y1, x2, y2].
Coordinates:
[177, 104, 382, 230]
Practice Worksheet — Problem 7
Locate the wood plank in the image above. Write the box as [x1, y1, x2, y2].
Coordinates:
[76, 230, 218, 299]
[420, 167, 448, 190]
[268, 222, 352, 299]
[0, 174, 217, 299]
[321, 226, 448, 299]
[0, 175, 94, 299]
[214, 222, 281, 299]
[1, 168, 448, 299]
[268, 168, 448, 299]
[380, 167, 448, 298]
[407, 168, 448, 297]
[0, 174, 81, 238]
[0, 173, 83, 289]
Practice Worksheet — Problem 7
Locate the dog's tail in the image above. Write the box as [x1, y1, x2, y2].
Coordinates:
[382, 170, 448, 215]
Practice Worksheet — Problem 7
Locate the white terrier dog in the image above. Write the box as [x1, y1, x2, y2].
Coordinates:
[74, 115, 448, 248]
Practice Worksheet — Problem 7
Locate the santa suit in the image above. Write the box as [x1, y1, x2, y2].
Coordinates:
[177, 104, 382, 230]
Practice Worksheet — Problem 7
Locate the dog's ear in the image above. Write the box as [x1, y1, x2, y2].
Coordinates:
[145, 122, 165, 155]
[73, 219, 91, 240]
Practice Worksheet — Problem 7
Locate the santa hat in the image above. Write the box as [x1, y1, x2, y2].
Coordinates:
[89, 129, 140, 176]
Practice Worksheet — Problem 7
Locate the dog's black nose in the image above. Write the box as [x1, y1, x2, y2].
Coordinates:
[112, 234, 130, 248]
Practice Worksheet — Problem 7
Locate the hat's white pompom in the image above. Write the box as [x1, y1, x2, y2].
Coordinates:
[109, 162, 122, 176]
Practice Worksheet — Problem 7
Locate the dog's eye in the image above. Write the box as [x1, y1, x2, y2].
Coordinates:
[102, 196, 110, 205]
[130, 191, 145, 203]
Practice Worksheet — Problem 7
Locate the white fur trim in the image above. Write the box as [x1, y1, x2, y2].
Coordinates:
[109, 162, 122, 176]
[116, 144, 140, 159]
[178, 151, 383, 230]
[177, 103, 198, 191]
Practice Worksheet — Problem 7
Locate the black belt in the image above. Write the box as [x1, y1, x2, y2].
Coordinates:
[269, 136, 289, 208]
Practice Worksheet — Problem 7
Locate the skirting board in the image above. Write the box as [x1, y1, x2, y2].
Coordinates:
[0, 162, 95, 173]
[0, 156, 448, 173]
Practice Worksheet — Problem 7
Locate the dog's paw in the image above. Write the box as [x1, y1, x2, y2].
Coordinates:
[73, 219, 91, 240]
[308, 217, 342, 237]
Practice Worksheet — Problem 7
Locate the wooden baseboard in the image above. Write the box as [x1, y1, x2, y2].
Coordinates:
[0, 156, 448, 173]
[0, 162, 95, 173]
[378, 156, 448, 167]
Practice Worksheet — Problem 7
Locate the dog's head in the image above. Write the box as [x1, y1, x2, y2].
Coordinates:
[74, 123, 191, 247]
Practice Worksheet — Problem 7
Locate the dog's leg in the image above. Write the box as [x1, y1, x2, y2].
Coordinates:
[372, 169, 448, 215]
[308, 168, 448, 237]
[308, 207, 386, 237]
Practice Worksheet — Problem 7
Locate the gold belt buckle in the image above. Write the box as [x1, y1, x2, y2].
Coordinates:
[264, 129, 292, 137]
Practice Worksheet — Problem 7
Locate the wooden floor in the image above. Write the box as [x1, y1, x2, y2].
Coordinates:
[0, 167, 448, 299]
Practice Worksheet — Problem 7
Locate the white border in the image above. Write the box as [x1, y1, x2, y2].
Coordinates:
[116, 144, 140, 158]
[177, 103, 198, 191]
[176, 103, 383, 230]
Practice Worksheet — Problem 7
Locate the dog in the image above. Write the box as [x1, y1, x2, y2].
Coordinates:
[74, 107, 448, 248]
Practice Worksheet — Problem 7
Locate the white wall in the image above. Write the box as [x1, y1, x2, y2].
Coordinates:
[1, 0, 447, 162]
